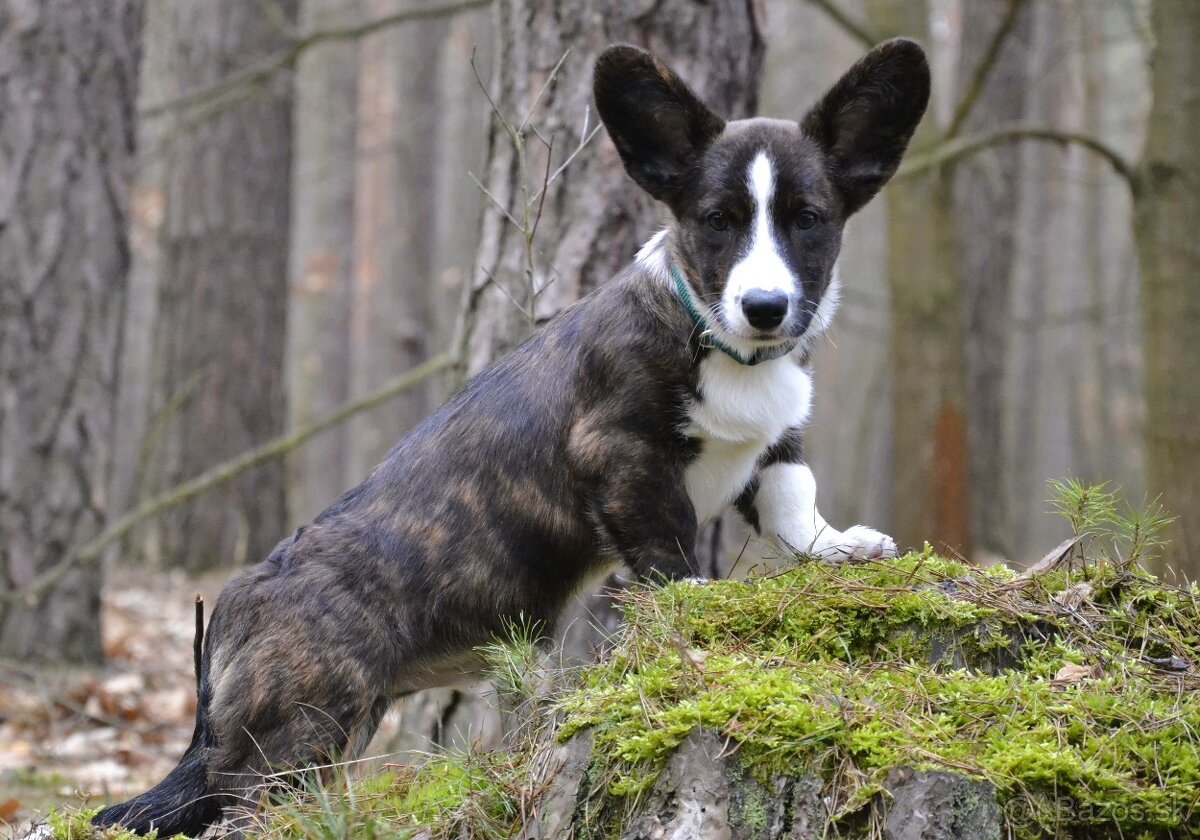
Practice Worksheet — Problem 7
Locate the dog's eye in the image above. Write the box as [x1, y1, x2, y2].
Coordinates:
[705, 210, 729, 232]
[796, 209, 820, 230]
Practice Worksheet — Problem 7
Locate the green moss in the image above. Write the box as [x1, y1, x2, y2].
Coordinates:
[557, 552, 1200, 837]
[45, 807, 189, 840]
[261, 753, 523, 840]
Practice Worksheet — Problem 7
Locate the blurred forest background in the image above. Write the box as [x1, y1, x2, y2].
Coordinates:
[0, 0, 1198, 817]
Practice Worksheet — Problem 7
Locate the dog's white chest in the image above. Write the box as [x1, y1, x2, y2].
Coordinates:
[683, 354, 813, 523]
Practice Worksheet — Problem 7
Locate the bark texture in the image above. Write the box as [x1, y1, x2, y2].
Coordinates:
[286, 0, 361, 523]
[459, 0, 765, 375]
[0, 0, 144, 662]
[867, 0, 967, 556]
[1135, 0, 1200, 576]
[141, 0, 295, 571]
[955, 0, 1031, 564]
[346, 3, 443, 482]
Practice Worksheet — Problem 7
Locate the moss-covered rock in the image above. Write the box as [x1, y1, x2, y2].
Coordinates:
[554, 550, 1200, 838]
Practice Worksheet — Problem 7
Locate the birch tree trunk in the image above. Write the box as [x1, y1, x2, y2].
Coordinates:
[1136, 0, 1200, 576]
[141, 0, 295, 571]
[0, 0, 144, 662]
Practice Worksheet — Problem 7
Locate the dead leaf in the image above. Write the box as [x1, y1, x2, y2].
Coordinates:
[0, 798, 20, 820]
[1052, 582, 1094, 612]
[1020, 536, 1082, 579]
[1052, 662, 1103, 689]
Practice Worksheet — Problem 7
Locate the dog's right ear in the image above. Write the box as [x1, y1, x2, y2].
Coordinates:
[594, 45, 725, 205]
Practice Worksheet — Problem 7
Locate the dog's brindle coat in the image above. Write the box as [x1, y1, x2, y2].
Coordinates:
[95, 40, 929, 836]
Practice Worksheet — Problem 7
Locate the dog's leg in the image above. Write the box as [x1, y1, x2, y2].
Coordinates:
[571, 421, 700, 582]
[739, 429, 897, 560]
[590, 470, 700, 581]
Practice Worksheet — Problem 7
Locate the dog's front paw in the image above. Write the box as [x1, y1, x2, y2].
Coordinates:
[816, 525, 897, 561]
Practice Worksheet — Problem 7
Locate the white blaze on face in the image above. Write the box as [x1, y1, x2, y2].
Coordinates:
[722, 152, 797, 336]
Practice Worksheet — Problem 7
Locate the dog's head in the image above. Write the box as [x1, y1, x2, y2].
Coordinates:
[594, 41, 929, 349]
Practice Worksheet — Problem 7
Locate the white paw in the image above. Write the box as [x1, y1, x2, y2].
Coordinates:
[814, 525, 897, 561]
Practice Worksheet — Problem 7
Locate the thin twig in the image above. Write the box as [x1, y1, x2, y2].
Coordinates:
[528, 135, 555, 245]
[481, 268, 532, 318]
[469, 171, 525, 231]
[141, 0, 493, 119]
[471, 44, 519, 147]
[518, 49, 571, 134]
[531, 119, 602, 205]
[2, 354, 453, 607]
[944, 0, 1031, 140]
[895, 125, 1137, 186]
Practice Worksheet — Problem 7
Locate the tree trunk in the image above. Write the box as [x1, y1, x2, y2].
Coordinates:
[1135, 0, 1200, 577]
[955, 0, 1031, 564]
[458, 0, 765, 376]
[0, 0, 144, 663]
[141, 0, 295, 571]
[867, 0, 968, 557]
[286, 0, 361, 523]
[347, 3, 445, 482]
[1008, 0, 1069, 561]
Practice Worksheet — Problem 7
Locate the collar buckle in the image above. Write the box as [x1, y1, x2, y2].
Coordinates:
[669, 263, 798, 367]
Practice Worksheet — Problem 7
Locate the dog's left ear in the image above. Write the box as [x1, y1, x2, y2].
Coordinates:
[594, 45, 725, 206]
[801, 38, 930, 215]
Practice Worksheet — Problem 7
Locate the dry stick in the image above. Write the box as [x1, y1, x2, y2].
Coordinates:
[895, 126, 1137, 187]
[3, 353, 453, 607]
[944, 0, 1031, 140]
[140, 0, 493, 119]
[194, 595, 205, 693]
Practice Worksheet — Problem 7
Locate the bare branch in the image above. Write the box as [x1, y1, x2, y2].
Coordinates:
[945, 0, 1031, 140]
[2, 354, 454, 607]
[518, 49, 571, 134]
[896, 126, 1137, 187]
[469, 171, 525, 231]
[141, 0, 493, 119]
[531, 119, 602, 205]
[801, 0, 878, 48]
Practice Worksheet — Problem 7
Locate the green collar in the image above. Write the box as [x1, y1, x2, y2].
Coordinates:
[669, 264, 798, 367]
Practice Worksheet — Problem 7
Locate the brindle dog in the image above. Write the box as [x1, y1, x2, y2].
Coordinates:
[94, 39, 928, 836]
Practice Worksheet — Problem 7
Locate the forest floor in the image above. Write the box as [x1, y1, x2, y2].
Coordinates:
[0, 566, 229, 837]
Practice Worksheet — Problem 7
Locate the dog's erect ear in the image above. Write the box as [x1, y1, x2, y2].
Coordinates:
[801, 38, 930, 215]
[594, 45, 725, 205]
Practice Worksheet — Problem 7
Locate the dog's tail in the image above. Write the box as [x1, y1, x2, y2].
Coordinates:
[93, 622, 223, 839]
[91, 706, 221, 837]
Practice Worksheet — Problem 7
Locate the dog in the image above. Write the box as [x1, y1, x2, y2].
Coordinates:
[93, 39, 929, 836]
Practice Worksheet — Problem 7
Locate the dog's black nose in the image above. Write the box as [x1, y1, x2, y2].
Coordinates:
[741, 289, 789, 330]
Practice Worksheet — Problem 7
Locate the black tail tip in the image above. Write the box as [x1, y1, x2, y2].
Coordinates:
[91, 794, 220, 838]
[91, 800, 158, 836]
